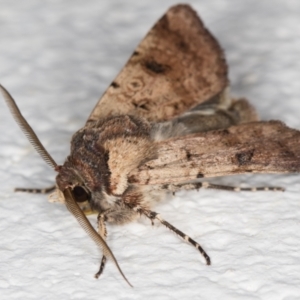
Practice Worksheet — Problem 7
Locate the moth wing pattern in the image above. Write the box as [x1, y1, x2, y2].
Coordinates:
[129, 121, 300, 185]
[87, 4, 228, 124]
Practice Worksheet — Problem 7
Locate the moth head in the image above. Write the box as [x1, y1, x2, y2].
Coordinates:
[53, 158, 95, 213]
[48, 181, 93, 215]
[0, 84, 131, 286]
[54, 131, 109, 208]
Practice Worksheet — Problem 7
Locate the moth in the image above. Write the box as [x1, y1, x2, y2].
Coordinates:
[2, 4, 300, 287]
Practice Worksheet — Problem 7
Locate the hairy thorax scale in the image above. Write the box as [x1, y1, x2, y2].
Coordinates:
[55, 115, 161, 224]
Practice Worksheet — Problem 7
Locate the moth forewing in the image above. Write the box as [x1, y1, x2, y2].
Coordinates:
[129, 121, 300, 186]
[87, 4, 228, 124]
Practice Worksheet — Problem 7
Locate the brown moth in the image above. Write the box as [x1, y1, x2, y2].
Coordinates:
[2, 4, 300, 286]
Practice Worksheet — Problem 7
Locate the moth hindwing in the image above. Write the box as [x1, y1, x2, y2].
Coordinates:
[2, 4, 300, 286]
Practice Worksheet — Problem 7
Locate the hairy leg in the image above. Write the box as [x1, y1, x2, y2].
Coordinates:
[141, 209, 210, 265]
[94, 214, 107, 279]
[153, 182, 284, 193]
[15, 185, 56, 194]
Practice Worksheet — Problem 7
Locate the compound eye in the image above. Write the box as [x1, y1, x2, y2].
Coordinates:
[72, 186, 90, 203]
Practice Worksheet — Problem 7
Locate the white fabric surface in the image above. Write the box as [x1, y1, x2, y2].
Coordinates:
[0, 1, 300, 299]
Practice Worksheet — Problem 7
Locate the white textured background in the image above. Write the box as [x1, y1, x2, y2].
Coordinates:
[0, 1, 300, 299]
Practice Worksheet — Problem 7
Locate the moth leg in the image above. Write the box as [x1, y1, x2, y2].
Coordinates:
[94, 213, 108, 279]
[142, 210, 211, 265]
[14, 185, 56, 194]
[155, 182, 284, 193]
[200, 182, 285, 192]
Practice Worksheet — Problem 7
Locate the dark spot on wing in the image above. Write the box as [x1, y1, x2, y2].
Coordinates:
[144, 60, 170, 74]
[221, 129, 230, 135]
[235, 149, 254, 166]
[186, 150, 192, 161]
[177, 41, 189, 52]
[173, 103, 179, 110]
[111, 81, 120, 88]
[197, 172, 204, 178]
